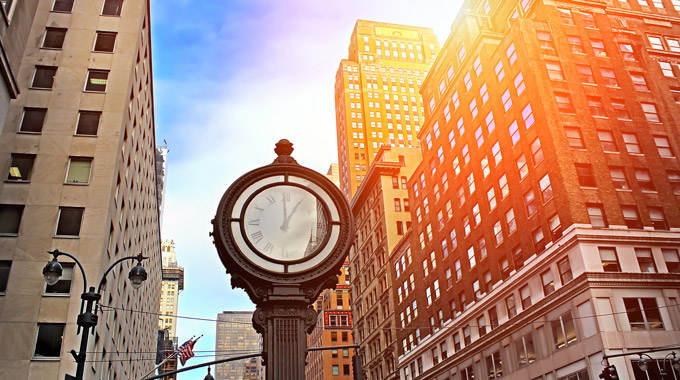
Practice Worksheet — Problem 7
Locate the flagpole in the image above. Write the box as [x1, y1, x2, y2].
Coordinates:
[141, 335, 197, 380]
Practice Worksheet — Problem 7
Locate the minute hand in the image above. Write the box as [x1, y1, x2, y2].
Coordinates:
[281, 199, 304, 231]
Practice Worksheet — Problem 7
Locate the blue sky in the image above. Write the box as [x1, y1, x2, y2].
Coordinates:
[150, 1, 463, 378]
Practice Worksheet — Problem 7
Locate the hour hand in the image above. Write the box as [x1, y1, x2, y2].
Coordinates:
[281, 194, 288, 231]
[281, 199, 303, 231]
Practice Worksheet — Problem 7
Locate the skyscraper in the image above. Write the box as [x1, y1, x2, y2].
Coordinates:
[347, 146, 422, 380]
[215, 311, 262, 380]
[157, 240, 184, 379]
[394, 0, 680, 378]
[0, 0, 161, 379]
[334, 20, 440, 199]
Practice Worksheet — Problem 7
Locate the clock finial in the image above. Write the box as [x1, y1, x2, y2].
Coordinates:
[273, 139, 297, 164]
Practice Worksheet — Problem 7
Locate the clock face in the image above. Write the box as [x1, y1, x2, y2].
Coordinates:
[242, 185, 329, 261]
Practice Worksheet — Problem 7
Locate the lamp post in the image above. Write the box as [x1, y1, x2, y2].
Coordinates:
[42, 249, 149, 380]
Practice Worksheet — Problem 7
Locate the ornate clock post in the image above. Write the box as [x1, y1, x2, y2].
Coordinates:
[212, 140, 354, 379]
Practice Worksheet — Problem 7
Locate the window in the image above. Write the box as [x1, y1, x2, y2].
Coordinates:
[599, 247, 620, 272]
[623, 206, 642, 228]
[506, 208, 516, 233]
[0, 204, 23, 235]
[531, 138, 544, 164]
[32, 66, 57, 89]
[507, 43, 517, 64]
[565, 127, 584, 148]
[537, 32, 556, 54]
[575, 164, 596, 187]
[514, 73, 525, 96]
[654, 136, 673, 157]
[624, 298, 663, 330]
[332, 365, 339, 375]
[538, 174, 552, 202]
[510, 122, 520, 145]
[541, 270, 555, 295]
[588, 96, 606, 117]
[19, 108, 47, 133]
[635, 168, 655, 192]
[102, 0, 123, 16]
[610, 166, 629, 190]
[549, 214, 562, 239]
[600, 68, 618, 86]
[517, 154, 528, 179]
[649, 207, 668, 230]
[612, 99, 630, 120]
[555, 93, 574, 113]
[631, 74, 649, 91]
[52, 0, 74, 12]
[668, 171, 680, 195]
[663, 249, 680, 273]
[94, 32, 116, 52]
[34, 323, 65, 358]
[42, 28, 66, 49]
[506, 295, 517, 318]
[622, 133, 641, 153]
[619, 42, 636, 60]
[558, 257, 573, 283]
[502, 89, 512, 111]
[516, 334, 536, 367]
[56, 207, 84, 236]
[558, 7, 575, 24]
[499, 175, 509, 199]
[660, 61, 675, 77]
[598, 130, 617, 152]
[552, 312, 577, 349]
[7, 153, 36, 181]
[546, 61, 564, 81]
[495, 61, 505, 81]
[66, 158, 93, 184]
[0, 261, 10, 293]
[639, 103, 660, 125]
[85, 70, 109, 92]
[591, 39, 607, 57]
[76, 111, 101, 135]
[635, 248, 656, 273]
[587, 204, 607, 227]
[486, 351, 504, 379]
[44, 263, 74, 294]
[577, 65, 595, 84]
[520, 284, 532, 308]
[568, 35, 584, 53]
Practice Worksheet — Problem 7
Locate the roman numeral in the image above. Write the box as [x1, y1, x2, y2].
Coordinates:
[253, 206, 264, 212]
[266, 195, 276, 204]
[263, 242, 273, 253]
[250, 231, 263, 243]
[282, 192, 291, 201]
[248, 219, 260, 226]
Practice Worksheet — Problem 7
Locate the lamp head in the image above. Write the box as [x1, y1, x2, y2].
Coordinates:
[638, 356, 648, 372]
[672, 354, 680, 371]
[128, 262, 147, 289]
[42, 258, 63, 286]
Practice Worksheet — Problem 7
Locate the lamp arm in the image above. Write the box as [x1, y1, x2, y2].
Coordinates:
[48, 249, 89, 295]
[96, 252, 148, 294]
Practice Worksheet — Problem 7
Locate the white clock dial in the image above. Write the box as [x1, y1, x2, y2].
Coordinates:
[243, 185, 329, 261]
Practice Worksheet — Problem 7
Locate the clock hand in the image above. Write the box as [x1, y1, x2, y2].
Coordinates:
[281, 198, 304, 231]
[281, 193, 288, 231]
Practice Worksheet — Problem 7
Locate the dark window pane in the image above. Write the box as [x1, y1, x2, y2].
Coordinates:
[85, 70, 108, 92]
[76, 111, 100, 135]
[94, 32, 116, 52]
[0, 204, 23, 234]
[7, 154, 36, 181]
[34, 323, 65, 357]
[43, 28, 66, 49]
[20, 108, 47, 133]
[102, 0, 123, 16]
[32, 66, 57, 89]
[56, 207, 84, 236]
[52, 0, 74, 12]
[0, 261, 10, 293]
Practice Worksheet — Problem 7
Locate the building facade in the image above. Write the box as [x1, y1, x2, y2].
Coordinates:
[334, 20, 440, 199]
[348, 146, 422, 380]
[0, 0, 162, 379]
[157, 239, 184, 379]
[306, 263, 354, 380]
[394, 0, 680, 378]
[215, 311, 262, 380]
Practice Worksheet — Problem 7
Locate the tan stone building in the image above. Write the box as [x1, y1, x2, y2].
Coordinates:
[348, 146, 422, 379]
[157, 239, 184, 379]
[334, 20, 440, 200]
[0, 0, 162, 379]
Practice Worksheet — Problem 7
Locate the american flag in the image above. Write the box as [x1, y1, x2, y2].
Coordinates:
[177, 337, 196, 366]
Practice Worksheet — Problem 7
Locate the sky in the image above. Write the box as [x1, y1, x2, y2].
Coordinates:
[150, 1, 463, 378]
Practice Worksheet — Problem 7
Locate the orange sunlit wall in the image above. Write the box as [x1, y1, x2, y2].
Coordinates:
[397, 0, 680, 362]
[334, 20, 440, 201]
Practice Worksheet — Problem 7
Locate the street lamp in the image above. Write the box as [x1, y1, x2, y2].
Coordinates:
[42, 249, 149, 380]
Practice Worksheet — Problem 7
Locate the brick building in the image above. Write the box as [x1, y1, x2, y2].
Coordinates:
[393, 0, 680, 379]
